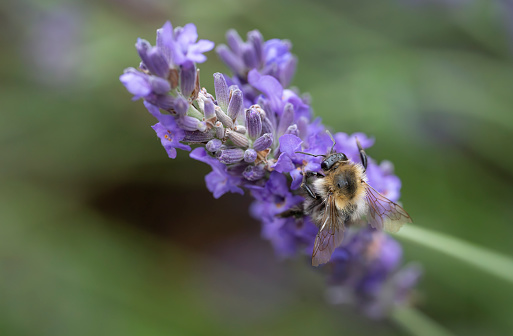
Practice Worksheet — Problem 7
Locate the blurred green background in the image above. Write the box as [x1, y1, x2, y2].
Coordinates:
[1, 0, 513, 335]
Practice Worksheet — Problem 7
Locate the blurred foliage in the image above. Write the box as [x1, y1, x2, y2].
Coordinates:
[1, 0, 513, 335]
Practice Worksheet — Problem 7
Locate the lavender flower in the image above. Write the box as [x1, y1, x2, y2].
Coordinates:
[326, 228, 422, 318]
[145, 101, 191, 159]
[120, 20, 420, 318]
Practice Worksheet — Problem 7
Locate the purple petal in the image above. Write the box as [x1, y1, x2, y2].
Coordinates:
[248, 70, 283, 113]
[156, 21, 174, 64]
[279, 134, 302, 156]
[192, 39, 215, 53]
[290, 168, 303, 190]
[272, 154, 295, 173]
[178, 23, 198, 45]
[120, 71, 151, 99]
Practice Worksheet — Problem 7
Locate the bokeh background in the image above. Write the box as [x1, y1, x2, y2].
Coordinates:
[1, 0, 513, 335]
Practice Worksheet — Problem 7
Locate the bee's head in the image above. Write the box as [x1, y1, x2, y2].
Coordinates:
[321, 153, 348, 171]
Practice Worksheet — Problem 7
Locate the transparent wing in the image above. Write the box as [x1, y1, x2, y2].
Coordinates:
[363, 182, 412, 233]
[312, 195, 345, 267]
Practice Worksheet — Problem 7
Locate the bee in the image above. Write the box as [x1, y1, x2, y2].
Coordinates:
[297, 132, 412, 267]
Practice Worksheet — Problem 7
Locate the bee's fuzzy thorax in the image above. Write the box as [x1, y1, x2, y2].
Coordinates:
[313, 160, 368, 221]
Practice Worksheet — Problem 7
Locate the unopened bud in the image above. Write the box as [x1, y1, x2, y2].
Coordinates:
[180, 61, 196, 97]
[285, 124, 299, 136]
[203, 99, 216, 120]
[149, 76, 171, 94]
[277, 103, 295, 137]
[215, 106, 233, 129]
[226, 129, 249, 148]
[147, 94, 174, 110]
[244, 149, 257, 163]
[247, 30, 264, 66]
[234, 125, 247, 134]
[242, 43, 258, 69]
[215, 121, 225, 139]
[227, 89, 243, 120]
[245, 107, 262, 140]
[177, 115, 202, 131]
[216, 148, 245, 164]
[243, 164, 266, 181]
[253, 133, 273, 151]
[216, 45, 245, 77]
[174, 96, 188, 117]
[206, 139, 223, 152]
[183, 129, 214, 143]
[213, 73, 229, 112]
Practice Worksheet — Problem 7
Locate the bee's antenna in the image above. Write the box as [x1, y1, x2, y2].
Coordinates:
[326, 130, 336, 154]
[355, 137, 367, 172]
[295, 151, 326, 158]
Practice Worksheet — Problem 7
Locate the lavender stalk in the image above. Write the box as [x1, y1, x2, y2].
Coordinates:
[120, 20, 420, 318]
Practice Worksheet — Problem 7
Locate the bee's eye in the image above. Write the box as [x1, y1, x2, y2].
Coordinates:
[321, 161, 329, 170]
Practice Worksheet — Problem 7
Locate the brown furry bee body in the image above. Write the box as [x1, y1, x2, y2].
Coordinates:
[298, 137, 412, 267]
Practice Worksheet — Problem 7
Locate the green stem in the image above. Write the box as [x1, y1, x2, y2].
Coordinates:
[187, 104, 203, 120]
[395, 226, 513, 285]
[392, 307, 455, 336]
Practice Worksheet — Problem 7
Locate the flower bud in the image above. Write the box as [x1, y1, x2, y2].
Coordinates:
[280, 55, 297, 88]
[147, 94, 174, 110]
[215, 106, 233, 129]
[248, 30, 264, 66]
[215, 121, 225, 139]
[256, 98, 276, 128]
[227, 88, 243, 120]
[214, 73, 229, 112]
[197, 121, 207, 132]
[245, 107, 262, 140]
[226, 129, 249, 148]
[183, 129, 214, 143]
[174, 96, 188, 117]
[226, 29, 244, 55]
[277, 103, 295, 137]
[285, 124, 299, 137]
[147, 47, 169, 78]
[234, 125, 247, 134]
[261, 117, 274, 136]
[244, 149, 257, 163]
[180, 61, 196, 97]
[297, 116, 308, 139]
[203, 99, 216, 120]
[206, 139, 223, 152]
[136, 39, 153, 73]
[217, 148, 245, 164]
[253, 133, 273, 151]
[242, 43, 258, 69]
[177, 115, 202, 131]
[243, 164, 266, 181]
[149, 76, 171, 95]
[216, 45, 245, 76]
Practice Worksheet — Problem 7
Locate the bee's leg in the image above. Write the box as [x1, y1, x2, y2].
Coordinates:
[278, 208, 304, 218]
[300, 170, 323, 200]
[303, 171, 324, 179]
[303, 183, 318, 200]
[355, 137, 367, 172]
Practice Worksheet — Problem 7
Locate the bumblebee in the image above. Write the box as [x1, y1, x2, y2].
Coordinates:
[297, 134, 412, 266]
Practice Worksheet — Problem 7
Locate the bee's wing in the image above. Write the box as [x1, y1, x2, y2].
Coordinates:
[363, 182, 412, 233]
[312, 195, 345, 267]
